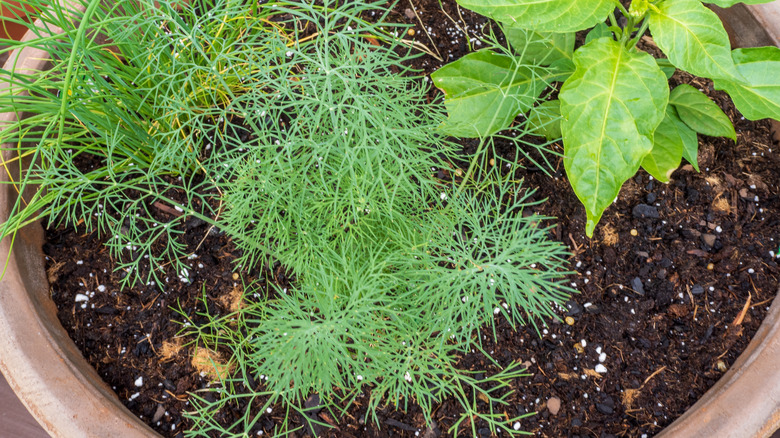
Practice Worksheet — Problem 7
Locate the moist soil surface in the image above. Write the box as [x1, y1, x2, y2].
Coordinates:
[43, 1, 780, 437]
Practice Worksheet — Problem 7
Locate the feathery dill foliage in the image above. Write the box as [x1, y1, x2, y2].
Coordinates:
[2, 0, 572, 436]
[220, 20, 446, 274]
[0, 0, 284, 286]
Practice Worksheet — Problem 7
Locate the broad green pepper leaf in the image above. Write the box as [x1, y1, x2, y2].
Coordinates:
[680, 122, 702, 173]
[648, 0, 743, 82]
[656, 58, 677, 79]
[704, 0, 776, 7]
[431, 50, 552, 138]
[642, 106, 697, 181]
[548, 57, 576, 82]
[585, 22, 612, 44]
[527, 100, 562, 140]
[670, 84, 736, 141]
[503, 25, 575, 66]
[456, 0, 615, 33]
[713, 47, 780, 121]
[559, 38, 668, 237]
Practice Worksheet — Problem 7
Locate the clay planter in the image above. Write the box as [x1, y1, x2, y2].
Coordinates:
[1, 1, 38, 41]
[1, 4, 779, 438]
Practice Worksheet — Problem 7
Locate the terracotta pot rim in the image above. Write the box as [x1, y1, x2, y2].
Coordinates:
[0, 10, 158, 438]
[1, 3, 780, 438]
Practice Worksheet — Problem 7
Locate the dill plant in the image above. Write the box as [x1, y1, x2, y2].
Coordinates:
[0, 0, 281, 286]
[1, 0, 573, 436]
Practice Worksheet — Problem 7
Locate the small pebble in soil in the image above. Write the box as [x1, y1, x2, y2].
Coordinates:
[547, 397, 561, 415]
[152, 405, 165, 423]
[596, 395, 616, 415]
[565, 300, 583, 316]
[421, 421, 440, 438]
[631, 277, 645, 295]
[691, 284, 705, 295]
[632, 204, 660, 219]
[596, 402, 614, 415]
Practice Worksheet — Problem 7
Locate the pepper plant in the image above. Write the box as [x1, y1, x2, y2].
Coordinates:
[432, 0, 780, 236]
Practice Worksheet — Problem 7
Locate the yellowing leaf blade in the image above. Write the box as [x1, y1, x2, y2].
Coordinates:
[649, 0, 742, 82]
[431, 50, 554, 137]
[456, 0, 614, 33]
[560, 38, 668, 236]
[713, 47, 780, 121]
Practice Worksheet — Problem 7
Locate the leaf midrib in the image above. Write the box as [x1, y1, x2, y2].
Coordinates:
[591, 46, 623, 214]
[446, 70, 556, 104]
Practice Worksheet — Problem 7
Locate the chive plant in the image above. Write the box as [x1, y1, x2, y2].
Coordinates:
[1, 0, 572, 436]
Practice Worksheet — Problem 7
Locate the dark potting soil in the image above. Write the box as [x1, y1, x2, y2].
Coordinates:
[43, 1, 780, 437]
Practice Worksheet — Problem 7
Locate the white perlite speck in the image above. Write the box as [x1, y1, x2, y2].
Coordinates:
[513, 422, 521, 431]
[595, 364, 607, 374]
[134, 377, 143, 387]
[599, 352, 607, 363]
[75, 294, 89, 302]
